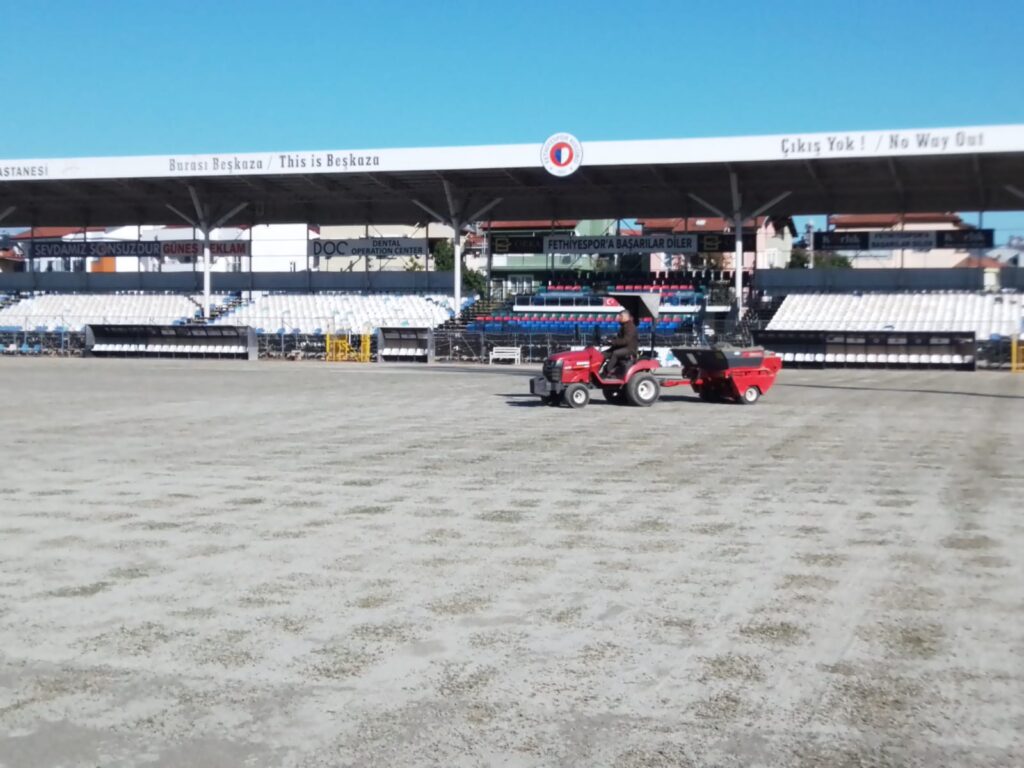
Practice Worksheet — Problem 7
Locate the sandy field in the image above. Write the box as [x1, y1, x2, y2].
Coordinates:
[0, 359, 1022, 767]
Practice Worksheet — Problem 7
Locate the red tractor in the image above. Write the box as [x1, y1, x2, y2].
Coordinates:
[530, 345, 669, 408]
[528, 293, 782, 409]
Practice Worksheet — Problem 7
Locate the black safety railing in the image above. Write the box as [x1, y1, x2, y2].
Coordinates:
[431, 329, 706, 364]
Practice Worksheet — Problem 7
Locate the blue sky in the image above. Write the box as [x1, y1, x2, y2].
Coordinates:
[2, 0, 1023, 239]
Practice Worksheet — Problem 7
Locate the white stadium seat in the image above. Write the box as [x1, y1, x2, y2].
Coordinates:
[0, 292, 231, 331]
[766, 291, 1021, 339]
[763, 291, 1021, 369]
[0, 291, 462, 353]
[209, 291, 465, 335]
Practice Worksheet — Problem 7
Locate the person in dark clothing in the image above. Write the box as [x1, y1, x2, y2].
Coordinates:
[603, 309, 639, 376]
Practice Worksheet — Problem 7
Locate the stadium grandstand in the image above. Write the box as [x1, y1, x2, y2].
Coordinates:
[765, 291, 1023, 338]
[1, 123, 1023, 364]
[0, 292, 235, 332]
[211, 292, 462, 334]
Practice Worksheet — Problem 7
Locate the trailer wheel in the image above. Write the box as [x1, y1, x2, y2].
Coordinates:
[740, 385, 760, 405]
[602, 388, 625, 404]
[626, 373, 660, 407]
[564, 383, 590, 409]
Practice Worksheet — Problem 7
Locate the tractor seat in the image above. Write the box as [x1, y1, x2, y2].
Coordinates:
[609, 354, 637, 377]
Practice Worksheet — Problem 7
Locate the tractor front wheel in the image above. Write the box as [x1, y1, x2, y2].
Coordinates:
[625, 373, 660, 407]
[564, 383, 590, 409]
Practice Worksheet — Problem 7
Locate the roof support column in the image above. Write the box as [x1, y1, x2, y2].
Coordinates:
[167, 186, 248, 320]
[453, 225, 464, 316]
[0, 206, 16, 273]
[689, 174, 791, 325]
[1006, 185, 1024, 270]
[733, 212, 745, 314]
[728, 170, 744, 317]
[443, 181, 465, 319]
[27, 216, 35, 275]
[412, 182, 501, 322]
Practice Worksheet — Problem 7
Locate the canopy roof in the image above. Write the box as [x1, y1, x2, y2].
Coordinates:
[609, 293, 664, 322]
[1, 124, 1022, 228]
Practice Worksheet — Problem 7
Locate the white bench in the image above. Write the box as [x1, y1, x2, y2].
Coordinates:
[489, 346, 522, 365]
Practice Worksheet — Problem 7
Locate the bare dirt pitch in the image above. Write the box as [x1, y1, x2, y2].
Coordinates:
[0, 358, 1022, 768]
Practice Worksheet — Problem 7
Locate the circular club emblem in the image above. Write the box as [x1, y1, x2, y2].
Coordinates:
[541, 133, 582, 177]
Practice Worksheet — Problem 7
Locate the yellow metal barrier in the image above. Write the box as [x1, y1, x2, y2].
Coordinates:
[325, 334, 372, 363]
[1012, 335, 1024, 373]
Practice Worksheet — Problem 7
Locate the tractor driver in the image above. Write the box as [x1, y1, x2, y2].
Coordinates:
[603, 309, 639, 376]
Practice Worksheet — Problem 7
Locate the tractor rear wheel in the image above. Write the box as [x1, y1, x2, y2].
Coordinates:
[564, 383, 590, 409]
[602, 388, 625, 404]
[625, 373, 660, 407]
[739, 385, 760, 405]
[545, 394, 561, 407]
